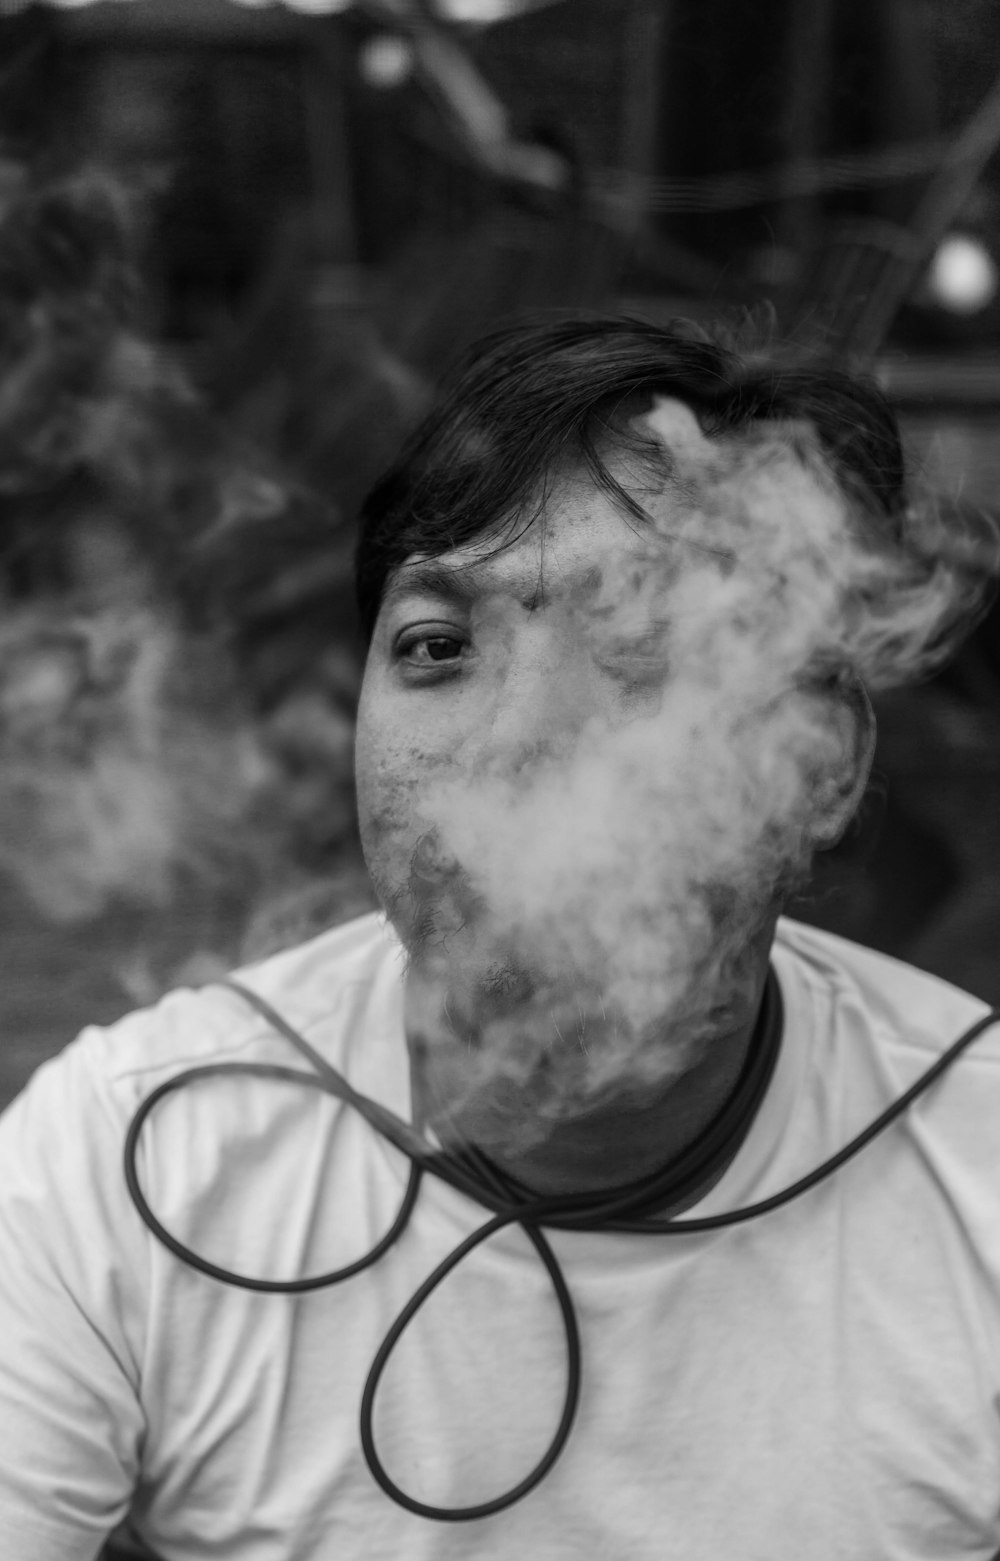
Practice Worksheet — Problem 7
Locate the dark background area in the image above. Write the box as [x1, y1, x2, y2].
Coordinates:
[2, 0, 1000, 1110]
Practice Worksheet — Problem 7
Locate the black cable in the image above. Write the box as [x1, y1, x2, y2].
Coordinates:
[359, 1208, 581, 1520]
[123, 1062, 422, 1293]
[122, 974, 1000, 1522]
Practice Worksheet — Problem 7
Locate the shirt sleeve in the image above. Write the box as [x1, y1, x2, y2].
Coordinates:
[0, 1029, 149, 1561]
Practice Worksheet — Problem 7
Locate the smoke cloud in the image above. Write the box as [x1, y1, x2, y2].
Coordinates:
[396, 399, 997, 1150]
[0, 600, 276, 924]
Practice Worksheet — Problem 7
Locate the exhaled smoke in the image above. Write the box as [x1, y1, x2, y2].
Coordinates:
[400, 401, 997, 1149]
[0, 600, 276, 924]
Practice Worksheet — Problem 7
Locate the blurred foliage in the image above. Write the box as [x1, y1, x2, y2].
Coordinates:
[0, 168, 380, 1010]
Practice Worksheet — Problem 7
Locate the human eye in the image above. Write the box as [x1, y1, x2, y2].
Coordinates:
[393, 625, 469, 676]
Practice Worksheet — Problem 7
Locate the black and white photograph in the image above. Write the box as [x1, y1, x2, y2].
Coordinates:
[2, 2, 1000, 1556]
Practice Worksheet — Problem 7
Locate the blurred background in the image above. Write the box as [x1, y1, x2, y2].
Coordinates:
[1, 0, 1000, 1108]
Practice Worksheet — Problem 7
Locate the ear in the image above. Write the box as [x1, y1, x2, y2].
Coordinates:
[810, 678, 877, 850]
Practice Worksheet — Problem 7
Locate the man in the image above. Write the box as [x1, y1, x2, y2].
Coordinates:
[1, 316, 999, 1560]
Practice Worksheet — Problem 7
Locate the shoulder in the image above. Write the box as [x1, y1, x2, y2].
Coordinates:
[773, 917, 998, 1064]
[768, 922, 1000, 1279]
[0, 910, 409, 1309]
[100, 909, 398, 1080]
[2, 911, 406, 1139]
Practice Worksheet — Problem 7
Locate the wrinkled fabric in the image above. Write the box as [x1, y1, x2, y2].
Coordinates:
[1, 912, 999, 1560]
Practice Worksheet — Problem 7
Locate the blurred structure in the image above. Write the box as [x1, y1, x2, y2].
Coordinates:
[1, 0, 1000, 1103]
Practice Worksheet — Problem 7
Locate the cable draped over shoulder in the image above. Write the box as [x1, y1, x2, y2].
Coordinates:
[122, 973, 1000, 1522]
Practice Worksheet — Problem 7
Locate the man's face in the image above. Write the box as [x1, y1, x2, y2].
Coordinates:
[355, 398, 727, 924]
[354, 415, 866, 1143]
[357, 474, 703, 1138]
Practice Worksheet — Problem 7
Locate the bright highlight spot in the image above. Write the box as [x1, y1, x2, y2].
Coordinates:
[928, 234, 999, 315]
[359, 34, 415, 90]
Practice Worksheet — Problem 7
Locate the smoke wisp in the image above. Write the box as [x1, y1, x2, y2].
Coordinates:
[393, 399, 997, 1150]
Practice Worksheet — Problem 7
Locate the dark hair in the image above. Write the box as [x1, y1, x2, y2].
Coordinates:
[354, 315, 906, 639]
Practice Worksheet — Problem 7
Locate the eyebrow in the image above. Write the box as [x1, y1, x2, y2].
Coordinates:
[385, 555, 587, 617]
[381, 554, 614, 615]
[381, 558, 492, 612]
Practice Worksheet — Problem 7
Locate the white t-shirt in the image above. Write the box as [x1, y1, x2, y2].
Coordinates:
[1, 912, 1000, 1561]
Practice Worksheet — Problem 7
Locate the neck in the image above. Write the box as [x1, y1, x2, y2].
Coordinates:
[407, 943, 779, 1203]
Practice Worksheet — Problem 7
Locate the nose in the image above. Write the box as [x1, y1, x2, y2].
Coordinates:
[475, 618, 599, 770]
